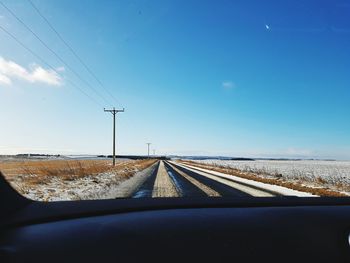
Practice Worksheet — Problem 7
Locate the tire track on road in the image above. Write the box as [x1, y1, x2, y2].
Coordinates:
[168, 162, 255, 197]
[152, 161, 180, 197]
[164, 162, 220, 197]
[132, 161, 159, 198]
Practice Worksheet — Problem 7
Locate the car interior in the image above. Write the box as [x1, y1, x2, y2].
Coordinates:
[1, 174, 350, 262]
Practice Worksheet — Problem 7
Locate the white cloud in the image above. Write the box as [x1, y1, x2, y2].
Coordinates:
[222, 81, 235, 90]
[0, 57, 63, 86]
[31, 66, 62, 86]
[0, 73, 11, 85]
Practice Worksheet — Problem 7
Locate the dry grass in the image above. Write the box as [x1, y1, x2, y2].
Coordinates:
[0, 159, 157, 185]
[0, 158, 158, 201]
[111, 159, 158, 180]
[179, 160, 348, 197]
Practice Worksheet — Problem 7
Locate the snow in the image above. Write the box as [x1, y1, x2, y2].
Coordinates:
[191, 159, 350, 193]
[175, 162, 316, 197]
[10, 166, 144, 201]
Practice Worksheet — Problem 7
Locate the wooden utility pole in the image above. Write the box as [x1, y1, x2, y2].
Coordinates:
[146, 143, 151, 157]
[104, 107, 124, 166]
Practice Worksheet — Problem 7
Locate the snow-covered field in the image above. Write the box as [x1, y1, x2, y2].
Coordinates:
[16, 172, 126, 201]
[193, 160, 350, 187]
[1, 159, 157, 201]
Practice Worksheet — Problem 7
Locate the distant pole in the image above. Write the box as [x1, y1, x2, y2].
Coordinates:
[147, 143, 151, 157]
[104, 107, 125, 166]
[153, 149, 156, 156]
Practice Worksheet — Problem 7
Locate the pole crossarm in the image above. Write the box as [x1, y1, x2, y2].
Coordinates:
[104, 108, 125, 114]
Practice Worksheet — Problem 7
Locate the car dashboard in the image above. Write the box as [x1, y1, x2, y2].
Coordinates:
[1, 197, 350, 263]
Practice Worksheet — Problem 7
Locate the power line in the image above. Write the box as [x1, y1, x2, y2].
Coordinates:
[27, 0, 123, 108]
[0, 1, 112, 106]
[0, 24, 103, 107]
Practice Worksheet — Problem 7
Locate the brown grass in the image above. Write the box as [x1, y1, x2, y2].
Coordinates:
[179, 160, 348, 197]
[0, 159, 158, 185]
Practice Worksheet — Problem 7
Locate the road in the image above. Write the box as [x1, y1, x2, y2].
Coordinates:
[128, 160, 314, 198]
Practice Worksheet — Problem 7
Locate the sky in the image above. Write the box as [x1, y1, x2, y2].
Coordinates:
[0, 0, 350, 159]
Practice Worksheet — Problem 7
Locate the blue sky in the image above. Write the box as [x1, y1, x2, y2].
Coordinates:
[0, 0, 350, 159]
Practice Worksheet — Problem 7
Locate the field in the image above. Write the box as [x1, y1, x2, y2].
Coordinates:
[190, 159, 350, 195]
[2, 156, 350, 200]
[0, 158, 157, 201]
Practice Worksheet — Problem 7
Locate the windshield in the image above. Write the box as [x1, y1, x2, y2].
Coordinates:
[0, 0, 349, 201]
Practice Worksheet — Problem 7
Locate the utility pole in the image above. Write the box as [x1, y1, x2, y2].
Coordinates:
[104, 107, 125, 166]
[153, 149, 156, 156]
[146, 143, 151, 157]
